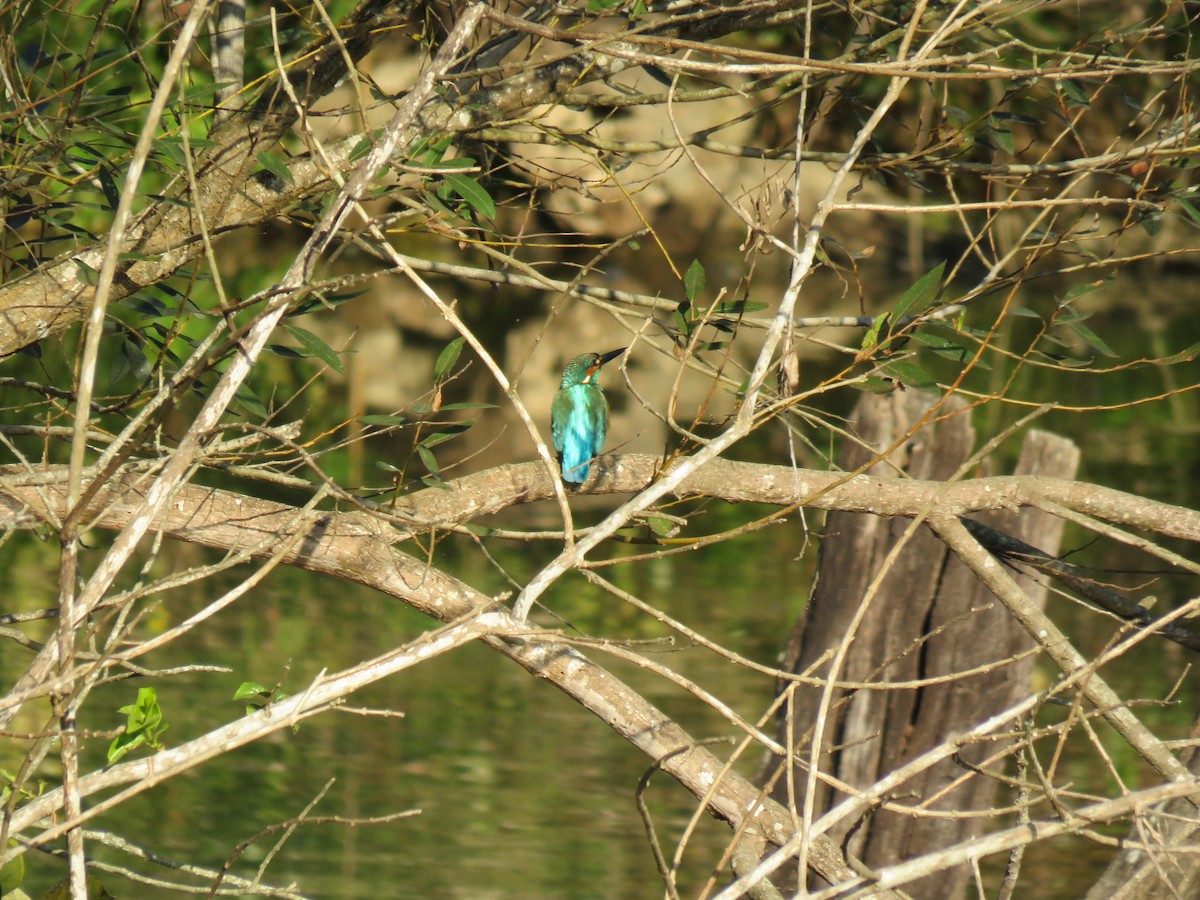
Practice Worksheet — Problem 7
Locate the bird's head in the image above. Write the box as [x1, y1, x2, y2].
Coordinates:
[561, 347, 624, 387]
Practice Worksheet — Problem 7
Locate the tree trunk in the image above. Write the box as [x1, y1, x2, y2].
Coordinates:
[766, 391, 1079, 897]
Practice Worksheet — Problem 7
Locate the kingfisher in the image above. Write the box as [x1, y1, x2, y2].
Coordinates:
[551, 348, 625, 484]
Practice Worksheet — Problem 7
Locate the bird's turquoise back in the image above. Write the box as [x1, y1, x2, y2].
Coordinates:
[552, 354, 611, 483]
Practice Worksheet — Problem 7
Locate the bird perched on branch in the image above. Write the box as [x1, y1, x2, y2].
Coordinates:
[551, 348, 624, 484]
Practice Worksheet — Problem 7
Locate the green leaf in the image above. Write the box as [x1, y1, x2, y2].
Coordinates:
[349, 135, 373, 162]
[1056, 281, 1106, 310]
[648, 516, 677, 536]
[673, 300, 692, 339]
[684, 259, 706, 302]
[421, 424, 473, 449]
[233, 682, 271, 701]
[713, 300, 768, 315]
[417, 444, 441, 478]
[289, 288, 367, 317]
[360, 414, 408, 426]
[1060, 79, 1092, 109]
[860, 313, 889, 351]
[97, 164, 120, 212]
[283, 325, 345, 373]
[1065, 320, 1118, 357]
[1, 839, 25, 892]
[1176, 197, 1200, 228]
[109, 337, 148, 385]
[893, 261, 945, 320]
[987, 119, 1015, 154]
[438, 401, 496, 411]
[108, 687, 167, 764]
[434, 337, 465, 381]
[442, 172, 495, 218]
[1159, 341, 1200, 365]
[74, 260, 99, 285]
[883, 360, 938, 392]
[910, 329, 973, 364]
[256, 150, 294, 185]
[234, 384, 269, 420]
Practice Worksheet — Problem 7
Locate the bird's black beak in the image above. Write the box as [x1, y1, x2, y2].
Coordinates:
[598, 348, 625, 366]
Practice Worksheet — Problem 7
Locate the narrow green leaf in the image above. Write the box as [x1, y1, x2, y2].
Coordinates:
[234, 384, 269, 420]
[97, 164, 120, 212]
[1158, 341, 1200, 365]
[1060, 79, 1092, 109]
[360, 414, 408, 426]
[439, 401, 496, 411]
[860, 313, 888, 351]
[988, 120, 1015, 154]
[684, 259, 706, 302]
[421, 424, 473, 449]
[1176, 197, 1200, 228]
[417, 444, 441, 478]
[283, 325, 344, 373]
[1065, 320, 1118, 357]
[434, 337, 465, 381]
[893, 261, 945, 320]
[256, 150, 294, 186]
[713, 300, 768, 315]
[110, 338, 148, 385]
[349, 135, 373, 162]
[442, 172, 496, 218]
[74, 260, 98, 285]
[1057, 278, 1111, 308]
[289, 288, 367, 317]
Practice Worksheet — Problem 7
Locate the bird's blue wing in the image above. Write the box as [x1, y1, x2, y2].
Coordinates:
[552, 385, 607, 482]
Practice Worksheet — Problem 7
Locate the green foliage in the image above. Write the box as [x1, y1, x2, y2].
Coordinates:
[107, 687, 168, 764]
[233, 681, 291, 716]
[434, 337, 465, 381]
[0, 840, 25, 893]
[280, 325, 346, 373]
[684, 259, 707, 302]
[893, 261, 945, 321]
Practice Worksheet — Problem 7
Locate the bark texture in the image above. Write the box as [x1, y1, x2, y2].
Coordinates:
[768, 391, 1080, 897]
